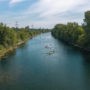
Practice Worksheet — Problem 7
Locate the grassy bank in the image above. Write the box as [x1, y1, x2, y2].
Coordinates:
[0, 41, 25, 59]
[0, 23, 50, 59]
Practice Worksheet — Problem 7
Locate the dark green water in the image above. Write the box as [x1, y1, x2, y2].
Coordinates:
[0, 33, 90, 90]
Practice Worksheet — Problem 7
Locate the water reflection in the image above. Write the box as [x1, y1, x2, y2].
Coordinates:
[82, 52, 90, 63]
[0, 33, 90, 90]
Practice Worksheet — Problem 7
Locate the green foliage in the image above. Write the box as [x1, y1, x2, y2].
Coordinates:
[52, 22, 84, 43]
[0, 23, 18, 47]
[0, 23, 49, 50]
[83, 11, 90, 50]
[0, 45, 4, 50]
[84, 11, 90, 30]
[77, 34, 86, 46]
[52, 11, 90, 51]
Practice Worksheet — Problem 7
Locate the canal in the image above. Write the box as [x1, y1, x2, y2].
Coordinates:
[0, 32, 90, 90]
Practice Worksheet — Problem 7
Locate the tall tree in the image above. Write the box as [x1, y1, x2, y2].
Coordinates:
[84, 11, 90, 34]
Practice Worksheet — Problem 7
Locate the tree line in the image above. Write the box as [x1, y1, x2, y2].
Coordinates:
[52, 11, 90, 52]
[0, 23, 49, 56]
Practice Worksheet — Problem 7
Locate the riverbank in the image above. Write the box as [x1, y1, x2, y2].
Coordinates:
[0, 31, 50, 60]
[72, 44, 90, 53]
[0, 22, 50, 60]
[51, 33, 90, 53]
[51, 21, 90, 53]
[0, 41, 26, 59]
[0, 33, 42, 59]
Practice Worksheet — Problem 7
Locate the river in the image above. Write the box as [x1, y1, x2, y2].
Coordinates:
[0, 32, 90, 90]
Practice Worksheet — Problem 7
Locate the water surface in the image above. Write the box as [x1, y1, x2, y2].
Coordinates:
[0, 33, 90, 90]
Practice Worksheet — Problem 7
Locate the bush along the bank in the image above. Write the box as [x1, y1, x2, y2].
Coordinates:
[52, 11, 90, 52]
[0, 23, 50, 58]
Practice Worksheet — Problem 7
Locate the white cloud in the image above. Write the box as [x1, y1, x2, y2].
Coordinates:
[1, 0, 90, 28]
[16, 0, 89, 28]
[26, 0, 87, 18]
[9, 0, 24, 5]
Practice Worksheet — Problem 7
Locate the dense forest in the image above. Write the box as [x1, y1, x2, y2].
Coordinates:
[52, 11, 90, 52]
[0, 23, 49, 58]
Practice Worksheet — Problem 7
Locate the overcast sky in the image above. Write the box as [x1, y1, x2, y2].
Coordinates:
[0, 0, 90, 28]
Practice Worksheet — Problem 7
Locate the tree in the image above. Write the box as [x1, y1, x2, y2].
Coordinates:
[84, 11, 90, 34]
[83, 11, 90, 50]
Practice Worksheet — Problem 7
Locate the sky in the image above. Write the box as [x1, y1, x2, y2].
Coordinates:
[0, 0, 90, 28]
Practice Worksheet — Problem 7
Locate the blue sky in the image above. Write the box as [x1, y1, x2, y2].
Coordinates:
[0, 0, 90, 28]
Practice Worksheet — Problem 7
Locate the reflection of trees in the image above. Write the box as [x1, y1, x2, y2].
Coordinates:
[82, 52, 90, 89]
[0, 59, 15, 85]
[82, 52, 90, 63]
[0, 50, 16, 70]
[0, 52, 17, 85]
[0, 57, 13, 71]
[0, 72, 15, 84]
[0, 71, 22, 85]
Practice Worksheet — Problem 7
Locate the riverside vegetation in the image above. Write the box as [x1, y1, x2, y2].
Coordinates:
[52, 11, 90, 52]
[0, 24, 49, 59]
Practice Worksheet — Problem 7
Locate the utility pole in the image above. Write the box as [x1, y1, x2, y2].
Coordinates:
[15, 21, 18, 30]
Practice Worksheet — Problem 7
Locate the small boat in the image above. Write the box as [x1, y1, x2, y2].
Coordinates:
[46, 50, 55, 55]
[45, 45, 49, 48]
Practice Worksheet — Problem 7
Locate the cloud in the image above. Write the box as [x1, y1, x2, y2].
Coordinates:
[23, 0, 90, 28]
[9, 0, 24, 5]
[26, 0, 87, 17]
[0, 0, 90, 28]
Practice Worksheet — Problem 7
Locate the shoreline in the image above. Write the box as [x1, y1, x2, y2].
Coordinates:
[0, 32, 49, 60]
[0, 41, 25, 60]
[53, 35, 90, 53]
